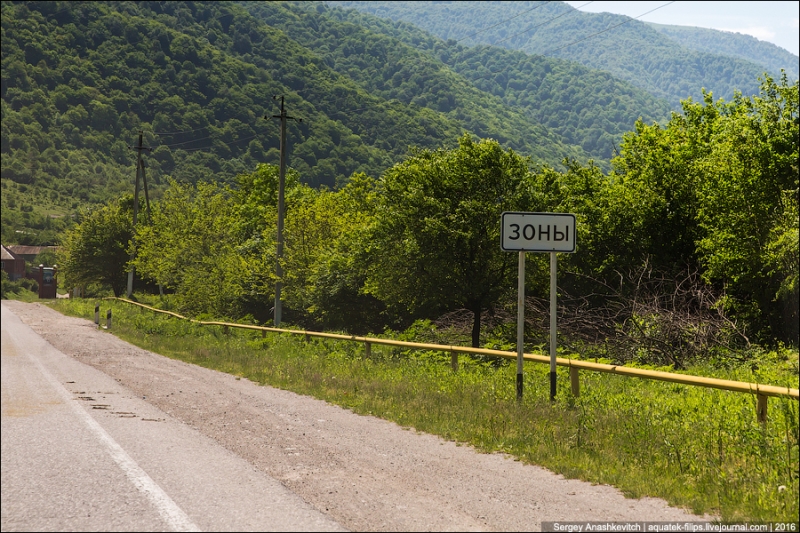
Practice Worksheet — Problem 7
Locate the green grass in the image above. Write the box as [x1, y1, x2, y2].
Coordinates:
[48, 297, 800, 523]
[2, 285, 41, 302]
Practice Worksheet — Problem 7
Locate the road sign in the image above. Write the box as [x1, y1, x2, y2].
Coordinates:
[501, 212, 576, 253]
[500, 212, 577, 402]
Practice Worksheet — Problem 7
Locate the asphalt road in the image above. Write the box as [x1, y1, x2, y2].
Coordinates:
[1, 302, 346, 532]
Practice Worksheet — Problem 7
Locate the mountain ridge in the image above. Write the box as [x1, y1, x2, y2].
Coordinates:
[646, 22, 798, 79]
[327, 0, 798, 106]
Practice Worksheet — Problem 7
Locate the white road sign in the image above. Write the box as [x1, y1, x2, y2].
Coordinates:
[501, 212, 576, 253]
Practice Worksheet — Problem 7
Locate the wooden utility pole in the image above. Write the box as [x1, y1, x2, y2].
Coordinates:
[269, 96, 301, 326]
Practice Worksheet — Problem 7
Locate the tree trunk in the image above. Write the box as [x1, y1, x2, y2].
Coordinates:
[471, 304, 481, 348]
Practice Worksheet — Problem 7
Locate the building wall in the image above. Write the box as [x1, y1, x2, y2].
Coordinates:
[1, 247, 27, 280]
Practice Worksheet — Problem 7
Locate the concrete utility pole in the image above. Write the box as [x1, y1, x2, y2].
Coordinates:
[126, 132, 144, 298]
[137, 156, 161, 296]
[138, 158, 151, 220]
[126, 132, 152, 299]
[268, 96, 301, 327]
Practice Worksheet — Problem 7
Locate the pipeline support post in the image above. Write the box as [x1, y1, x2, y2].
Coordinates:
[757, 393, 768, 424]
[570, 366, 580, 397]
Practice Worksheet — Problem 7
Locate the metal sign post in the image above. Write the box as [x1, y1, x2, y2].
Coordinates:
[550, 251, 557, 401]
[501, 212, 576, 401]
[516, 251, 525, 400]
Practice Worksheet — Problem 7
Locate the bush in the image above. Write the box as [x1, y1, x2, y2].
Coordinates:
[18, 277, 38, 293]
[1, 271, 9, 299]
[1, 271, 38, 298]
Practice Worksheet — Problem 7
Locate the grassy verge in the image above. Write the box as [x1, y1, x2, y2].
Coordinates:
[1, 285, 41, 302]
[47, 297, 799, 523]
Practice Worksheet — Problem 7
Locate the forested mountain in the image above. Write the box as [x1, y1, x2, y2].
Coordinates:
[277, 2, 671, 160]
[646, 23, 798, 80]
[328, 1, 798, 107]
[0, 0, 583, 243]
[1, 0, 677, 245]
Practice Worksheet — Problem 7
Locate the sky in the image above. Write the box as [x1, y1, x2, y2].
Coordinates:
[564, 1, 800, 56]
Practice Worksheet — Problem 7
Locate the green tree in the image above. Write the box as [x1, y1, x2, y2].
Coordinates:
[133, 180, 244, 318]
[601, 73, 798, 343]
[232, 163, 300, 323]
[234, 165, 385, 331]
[33, 248, 58, 268]
[695, 74, 799, 342]
[59, 197, 133, 297]
[365, 135, 538, 347]
[610, 95, 716, 276]
[287, 173, 385, 332]
[281, 185, 345, 319]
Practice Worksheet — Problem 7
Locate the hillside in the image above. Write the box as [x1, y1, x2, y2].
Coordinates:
[2, 0, 686, 246]
[328, 0, 797, 107]
[292, 2, 672, 160]
[646, 22, 799, 80]
[1, 0, 590, 244]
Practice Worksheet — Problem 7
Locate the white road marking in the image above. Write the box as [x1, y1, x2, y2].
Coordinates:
[20, 342, 201, 532]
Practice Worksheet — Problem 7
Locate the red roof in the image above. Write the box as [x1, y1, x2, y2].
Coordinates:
[2, 245, 16, 261]
[6, 245, 57, 256]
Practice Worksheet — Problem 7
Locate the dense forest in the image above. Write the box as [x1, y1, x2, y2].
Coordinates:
[247, 1, 673, 161]
[15, 1, 781, 245]
[646, 22, 799, 80]
[329, 1, 797, 107]
[3, 5, 796, 521]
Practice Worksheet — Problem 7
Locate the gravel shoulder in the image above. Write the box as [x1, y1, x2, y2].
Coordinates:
[4, 300, 709, 531]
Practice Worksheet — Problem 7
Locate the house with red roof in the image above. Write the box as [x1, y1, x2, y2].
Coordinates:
[1, 245, 26, 281]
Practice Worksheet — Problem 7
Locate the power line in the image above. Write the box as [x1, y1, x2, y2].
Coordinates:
[148, 119, 267, 151]
[176, 133, 260, 153]
[158, 133, 218, 149]
[152, 125, 212, 136]
[454, 1, 675, 91]
[456, 1, 553, 43]
[494, 1, 594, 46]
[542, 1, 676, 54]
[328, 103, 383, 117]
